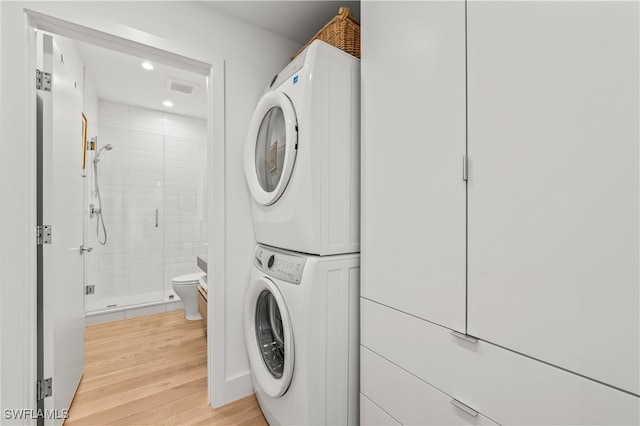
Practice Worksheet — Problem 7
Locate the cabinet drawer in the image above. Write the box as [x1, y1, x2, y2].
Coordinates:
[361, 346, 499, 425]
[361, 393, 400, 426]
[361, 298, 640, 425]
[197, 285, 207, 332]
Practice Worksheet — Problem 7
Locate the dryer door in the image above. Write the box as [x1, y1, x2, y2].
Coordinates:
[243, 91, 298, 206]
[244, 276, 295, 397]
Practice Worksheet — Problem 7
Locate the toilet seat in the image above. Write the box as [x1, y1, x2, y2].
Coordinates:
[172, 272, 204, 321]
[172, 272, 204, 286]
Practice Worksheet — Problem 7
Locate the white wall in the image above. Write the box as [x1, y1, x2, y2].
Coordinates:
[0, 1, 300, 420]
[0, 0, 3, 416]
[83, 75, 98, 129]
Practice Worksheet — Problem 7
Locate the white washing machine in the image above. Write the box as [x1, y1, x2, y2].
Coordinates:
[244, 244, 360, 425]
[243, 40, 361, 256]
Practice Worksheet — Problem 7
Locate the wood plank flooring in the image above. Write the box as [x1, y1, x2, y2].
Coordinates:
[65, 310, 267, 425]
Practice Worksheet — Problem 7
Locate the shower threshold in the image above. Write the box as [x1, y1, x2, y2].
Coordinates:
[86, 293, 182, 325]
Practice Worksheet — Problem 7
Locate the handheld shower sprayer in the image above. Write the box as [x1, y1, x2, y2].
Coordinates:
[93, 142, 113, 245]
[94, 144, 113, 163]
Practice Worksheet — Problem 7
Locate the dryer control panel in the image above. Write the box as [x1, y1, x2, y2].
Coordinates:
[269, 49, 307, 90]
[254, 245, 306, 285]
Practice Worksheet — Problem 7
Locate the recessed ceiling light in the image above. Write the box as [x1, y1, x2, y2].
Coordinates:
[141, 62, 154, 70]
[163, 100, 174, 107]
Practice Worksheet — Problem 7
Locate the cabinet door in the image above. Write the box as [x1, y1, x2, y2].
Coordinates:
[361, 1, 467, 331]
[467, 1, 639, 394]
[361, 394, 400, 426]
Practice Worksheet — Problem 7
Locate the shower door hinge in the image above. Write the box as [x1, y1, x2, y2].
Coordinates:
[36, 225, 52, 245]
[36, 377, 52, 401]
[36, 69, 52, 92]
[463, 155, 469, 182]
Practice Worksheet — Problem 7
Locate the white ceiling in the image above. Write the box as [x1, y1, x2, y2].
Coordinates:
[75, 40, 208, 119]
[202, 1, 360, 45]
[73, 1, 360, 120]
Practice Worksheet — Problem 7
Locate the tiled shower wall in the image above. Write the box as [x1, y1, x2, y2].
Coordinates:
[86, 100, 207, 311]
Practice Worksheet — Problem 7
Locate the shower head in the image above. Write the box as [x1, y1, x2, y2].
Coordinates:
[94, 144, 113, 163]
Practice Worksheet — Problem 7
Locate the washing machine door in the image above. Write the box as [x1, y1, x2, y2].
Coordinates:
[244, 276, 295, 397]
[243, 91, 298, 206]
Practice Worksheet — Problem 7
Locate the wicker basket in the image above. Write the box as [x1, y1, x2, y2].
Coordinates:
[292, 7, 360, 60]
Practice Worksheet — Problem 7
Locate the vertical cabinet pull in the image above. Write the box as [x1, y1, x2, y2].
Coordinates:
[155, 209, 159, 228]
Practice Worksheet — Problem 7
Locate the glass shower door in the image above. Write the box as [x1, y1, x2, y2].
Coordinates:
[124, 129, 166, 305]
[85, 124, 166, 312]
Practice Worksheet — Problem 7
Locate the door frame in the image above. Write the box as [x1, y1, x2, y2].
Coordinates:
[23, 8, 228, 410]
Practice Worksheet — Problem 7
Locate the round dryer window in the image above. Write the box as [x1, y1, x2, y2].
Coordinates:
[255, 107, 286, 193]
[244, 91, 298, 206]
[244, 276, 295, 397]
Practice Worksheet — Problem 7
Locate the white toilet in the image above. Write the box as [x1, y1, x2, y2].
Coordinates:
[172, 272, 204, 320]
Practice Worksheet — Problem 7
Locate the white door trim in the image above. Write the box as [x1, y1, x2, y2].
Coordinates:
[23, 8, 228, 409]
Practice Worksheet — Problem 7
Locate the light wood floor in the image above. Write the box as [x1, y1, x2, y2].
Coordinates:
[65, 310, 267, 425]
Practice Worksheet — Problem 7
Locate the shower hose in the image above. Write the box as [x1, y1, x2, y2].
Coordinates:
[93, 159, 108, 245]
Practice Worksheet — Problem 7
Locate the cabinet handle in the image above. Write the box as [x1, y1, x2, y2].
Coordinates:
[451, 331, 478, 343]
[451, 399, 478, 417]
[463, 155, 469, 181]
[155, 209, 159, 228]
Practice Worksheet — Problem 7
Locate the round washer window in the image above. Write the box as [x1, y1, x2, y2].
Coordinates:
[255, 289, 286, 379]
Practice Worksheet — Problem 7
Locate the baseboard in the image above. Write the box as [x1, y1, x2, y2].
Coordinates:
[224, 371, 253, 405]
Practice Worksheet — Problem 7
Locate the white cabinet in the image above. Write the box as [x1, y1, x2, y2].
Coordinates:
[361, 394, 400, 426]
[361, 0, 467, 331]
[466, 1, 640, 394]
[360, 0, 640, 423]
[361, 346, 499, 426]
[361, 299, 640, 425]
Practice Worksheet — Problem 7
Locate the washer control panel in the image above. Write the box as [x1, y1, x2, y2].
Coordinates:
[254, 245, 306, 285]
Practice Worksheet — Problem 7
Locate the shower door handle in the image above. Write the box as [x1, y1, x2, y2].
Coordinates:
[155, 209, 159, 228]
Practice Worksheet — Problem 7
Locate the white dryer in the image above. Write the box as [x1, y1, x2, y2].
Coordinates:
[243, 40, 361, 256]
[244, 244, 360, 425]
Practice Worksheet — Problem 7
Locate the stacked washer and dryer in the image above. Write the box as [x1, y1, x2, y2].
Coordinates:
[242, 40, 361, 425]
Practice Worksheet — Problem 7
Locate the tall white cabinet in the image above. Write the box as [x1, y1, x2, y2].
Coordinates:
[466, 1, 639, 395]
[361, 1, 640, 424]
[361, 0, 467, 333]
